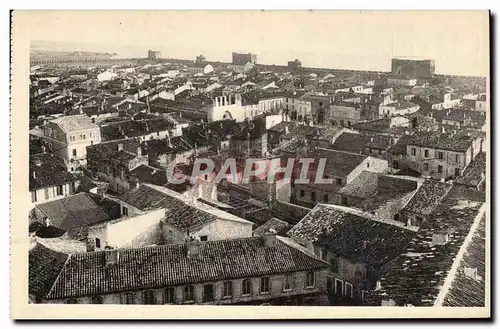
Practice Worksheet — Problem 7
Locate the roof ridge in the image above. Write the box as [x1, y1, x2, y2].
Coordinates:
[45, 247, 71, 299]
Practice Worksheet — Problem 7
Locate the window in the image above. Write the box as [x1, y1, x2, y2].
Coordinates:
[423, 163, 429, 171]
[72, 149, 77, 157]
[394, 214, 400, 222]
[336, 178, 342, 186]
[44, 188, 49, 200]
[411, 148, 416, 156]
[66, 299, 78, 304]
[321, 249, 328, 261]
[455, 154, 460, 163]
[344, 282, 353, 298]
[416, 216, 423, 226]
[327, 276, 334, 292]
[222, 281, 233, 298]
[347, 121, 351, 127]
[260, 277, 270, 294]
[242, 279, 252, 295]
[438, 152, 444, 160]
[95, 238, 101, 249]
[340, 196, 347, 206]
[70, 182, 76, 193]
[299, 190, 305, 198]
[438, 165, 443, 174]
[424, 149, 429, 158]
[330, 256, 339, 273]
[91, 296, 103, 304]
[323, 194, 329, 202]
[200, 235, 208, 242]
[392, 160, 399, 169]
[335, 279, 343, 295]
[305, 271, 315, 288]
[164, 287, 175, 304]
[157, 132, 160, 136]
[122, 206, 128, 216]
[203, 284, 214, 302]
[183, 286, 194, 302]
[121, 293, 134, 304]
[455, 168, 461, 177]
[283, 274, 293, 291]
[70, 135, 75, 142]
[143, 290, 156, 305]
[311, 192, 316, 202]
[31, 191, 37, 203]
[367, 162, 370, 168]
[56, 185, 63, 196]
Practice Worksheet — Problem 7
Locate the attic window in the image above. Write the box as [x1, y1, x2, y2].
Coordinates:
[464, 267, 482, 281]
[432, 233, 449, 245]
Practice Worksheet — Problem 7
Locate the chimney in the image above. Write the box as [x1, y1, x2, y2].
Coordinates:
[118, 143, 124, 152]
[137, 146, 142, 157]
[166, 131, 172, 148]
[186, 238, 201, 257]
[104, 248, 119, 266]
[263, 229, 277, 248]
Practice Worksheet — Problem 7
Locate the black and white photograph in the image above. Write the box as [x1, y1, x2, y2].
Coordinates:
[9, 10, 490, 319]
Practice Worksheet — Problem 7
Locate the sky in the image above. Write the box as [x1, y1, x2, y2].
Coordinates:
[26, 11, 489, 76]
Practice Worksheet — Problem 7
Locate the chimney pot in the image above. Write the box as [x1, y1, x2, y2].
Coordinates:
[186, 238, 201, 257]
[263, 229, 277, 247]
[104, 249, 119, 266]
[118, 143, 124, 152]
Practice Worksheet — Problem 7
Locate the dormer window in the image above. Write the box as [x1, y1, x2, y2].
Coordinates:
[432, 233, 449, 245]
[464, 267, 482, 281]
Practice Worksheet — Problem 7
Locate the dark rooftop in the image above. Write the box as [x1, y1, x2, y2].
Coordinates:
[29, 235, 328, 299]
[287, 204, 415, 267]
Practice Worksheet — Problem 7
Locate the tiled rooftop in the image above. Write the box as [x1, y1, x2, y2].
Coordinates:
[29, 235, 328, 299]
[406, 130, 475, 152]
[117, 184, 251, 232]
[287, 204, 415, 267]
[403, 180, 452, 216]
[36, 192, 110, 239]
[30, 153, 79, 191]
[366, 186, 485, 306]
[442, 215, 485, 307]
[455, 152, 486, 188]
[50, 114, 98, 132]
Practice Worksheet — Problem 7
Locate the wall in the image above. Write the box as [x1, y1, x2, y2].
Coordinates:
[39, 269, 328, 305]
[346, 157, 388, 185]
[328, 104, 361, 126]
[194, 218, 253, 241]
[66, 126, 102, 165]
[405, 144, 470, 179]
[107, 209, 165, 248]
[30, 181, 79, 208]
[209, 94, 246, 122]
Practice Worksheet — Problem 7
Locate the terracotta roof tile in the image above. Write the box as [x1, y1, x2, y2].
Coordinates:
[30, 236, 328, 299]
